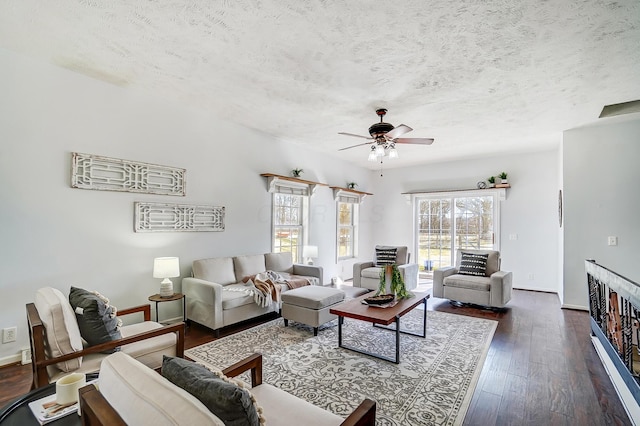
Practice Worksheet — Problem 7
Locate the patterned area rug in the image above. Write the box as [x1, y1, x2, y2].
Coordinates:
[186, 309, 497, 426]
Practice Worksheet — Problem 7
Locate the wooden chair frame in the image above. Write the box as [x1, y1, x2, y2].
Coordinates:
[79, 353, 376, 426]
[26, 302, 185, 389]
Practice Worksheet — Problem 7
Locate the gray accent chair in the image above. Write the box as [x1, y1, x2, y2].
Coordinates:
[353, 245, 419, 292]
[433, 249, 512, 308]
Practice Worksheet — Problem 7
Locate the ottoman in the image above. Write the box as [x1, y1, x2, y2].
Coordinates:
[281, 286, 346, 336]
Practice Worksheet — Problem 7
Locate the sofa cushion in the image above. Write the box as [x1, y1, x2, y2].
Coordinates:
[265, 252, 294, 274]
[119, 322, 177, 370]
[162, 356, 263, 426]
[69, 286, 122, 353]
[222, 285, 258, 310]
[99, 352, 225, 426]
[443, 274, 492, 291]
[34, 287, 84, 372]
[458, 252, 488, 276]
[361, 266, 384, 279]
[234, 255, 267, 281]
[251, 383, 344, 426]
[193, 257, 237, 285]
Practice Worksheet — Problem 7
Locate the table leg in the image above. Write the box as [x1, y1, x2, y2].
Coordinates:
[395, 316, 400, 363]
[338, 316, 344, 347]
[182, 295, 186, 323]
[154, 301, 159, 322]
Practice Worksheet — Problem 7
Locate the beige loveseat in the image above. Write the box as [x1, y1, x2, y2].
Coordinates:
[79, 352, 376, 426]
[183, 252, 323, 335]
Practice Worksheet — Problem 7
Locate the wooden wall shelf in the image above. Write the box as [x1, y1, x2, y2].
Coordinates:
[329, 186, 373, 196]
[260, 173, 328, 196]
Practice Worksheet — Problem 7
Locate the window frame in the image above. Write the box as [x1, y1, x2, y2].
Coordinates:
[271, 192, 309, 263]
[336, 199, 359, 261]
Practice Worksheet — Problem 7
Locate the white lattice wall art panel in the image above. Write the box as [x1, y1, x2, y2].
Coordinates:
[134, 202, 225, 232]
[71, 152, 186, 196]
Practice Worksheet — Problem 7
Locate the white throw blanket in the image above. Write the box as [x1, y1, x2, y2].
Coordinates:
[225, 271, 285, 308]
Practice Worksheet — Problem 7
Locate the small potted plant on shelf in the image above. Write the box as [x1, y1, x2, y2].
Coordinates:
[499, 172, 508, 184]
[347, 182, 358, 190]
[487, 176, 496, 187]
[291, 168, 304, 178]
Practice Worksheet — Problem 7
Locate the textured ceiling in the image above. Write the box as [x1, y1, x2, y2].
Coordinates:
[1, 0, 639, 169]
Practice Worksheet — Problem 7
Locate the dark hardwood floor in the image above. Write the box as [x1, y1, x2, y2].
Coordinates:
[0, 290, 631, 425]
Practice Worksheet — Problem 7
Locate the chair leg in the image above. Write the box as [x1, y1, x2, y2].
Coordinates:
[284, 319, 289, 327]
[314, 327, 318, 336]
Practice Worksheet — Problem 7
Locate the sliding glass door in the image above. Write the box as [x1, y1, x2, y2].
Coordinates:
[415, 192, 499, 273]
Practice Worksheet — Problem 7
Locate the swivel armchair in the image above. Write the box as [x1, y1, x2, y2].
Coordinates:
[433, 249, 512, 309]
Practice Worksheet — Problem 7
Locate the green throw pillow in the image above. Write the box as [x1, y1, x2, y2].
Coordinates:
[68, 286, 121, 353]
[162, 356, 262, 426]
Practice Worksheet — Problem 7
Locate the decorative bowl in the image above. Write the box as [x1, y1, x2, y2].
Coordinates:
[364, 294, 395, 305]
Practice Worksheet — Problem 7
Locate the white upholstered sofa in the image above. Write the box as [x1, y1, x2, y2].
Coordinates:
[182, 252, 323, 335]
[79, 352, 376, 426]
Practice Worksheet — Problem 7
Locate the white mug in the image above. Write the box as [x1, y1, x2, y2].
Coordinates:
[55, 372, 86, 405]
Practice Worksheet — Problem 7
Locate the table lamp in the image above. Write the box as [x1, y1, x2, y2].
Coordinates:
[302, 245, 318, 265]
[153, 257, 180, 298]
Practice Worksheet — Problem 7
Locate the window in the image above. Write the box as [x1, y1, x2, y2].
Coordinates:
[272, 193, 308, 263]
[415, 190, 500, 273]
[337, 201, 358, 260]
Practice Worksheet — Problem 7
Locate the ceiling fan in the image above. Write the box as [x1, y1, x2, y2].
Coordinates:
[338, 108, 434, 161]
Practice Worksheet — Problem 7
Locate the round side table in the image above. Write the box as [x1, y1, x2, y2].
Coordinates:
[148, 293, 186, 324]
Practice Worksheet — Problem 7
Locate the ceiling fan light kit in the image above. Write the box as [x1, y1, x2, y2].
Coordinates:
[339, 108, 434, 161]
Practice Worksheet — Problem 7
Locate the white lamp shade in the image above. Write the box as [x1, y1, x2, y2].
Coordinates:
[303, 245, 318, 258]
[375, 145, 385, 156]
[153, 257, 180, 278]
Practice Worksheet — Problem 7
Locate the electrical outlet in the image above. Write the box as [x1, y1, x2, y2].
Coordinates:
[608, 236, 618, 246]
[509, 234, 518, 240]
[2, 326, 17, 343]
[21, 348, 32, 364]
[528, 273, 534, 280]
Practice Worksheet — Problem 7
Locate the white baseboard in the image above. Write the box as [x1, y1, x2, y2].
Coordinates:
[592, 336, 640, 425]
[0, 353, 22, 367]
[561, 303, 589, 311]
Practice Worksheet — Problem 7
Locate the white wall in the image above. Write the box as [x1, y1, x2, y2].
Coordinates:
[0, 48, 373, 362]
[357, 150, 560, 292]
[562, 118, 640, 308]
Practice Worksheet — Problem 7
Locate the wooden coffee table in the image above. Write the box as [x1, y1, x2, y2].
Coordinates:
[329, 291, 430, 364]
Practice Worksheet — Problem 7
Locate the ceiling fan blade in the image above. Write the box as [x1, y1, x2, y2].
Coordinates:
[395, 137, 435, 145]
[385, 124, 413, 139]
[338, 141, 374, 151]
[338, 132, 373, 140]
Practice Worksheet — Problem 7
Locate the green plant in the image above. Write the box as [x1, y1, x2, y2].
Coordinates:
[487, 176, 496, 184]
[499, 172, 508, 179]
[378, 265, 414, 299]
[291, 168, 303, 177]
